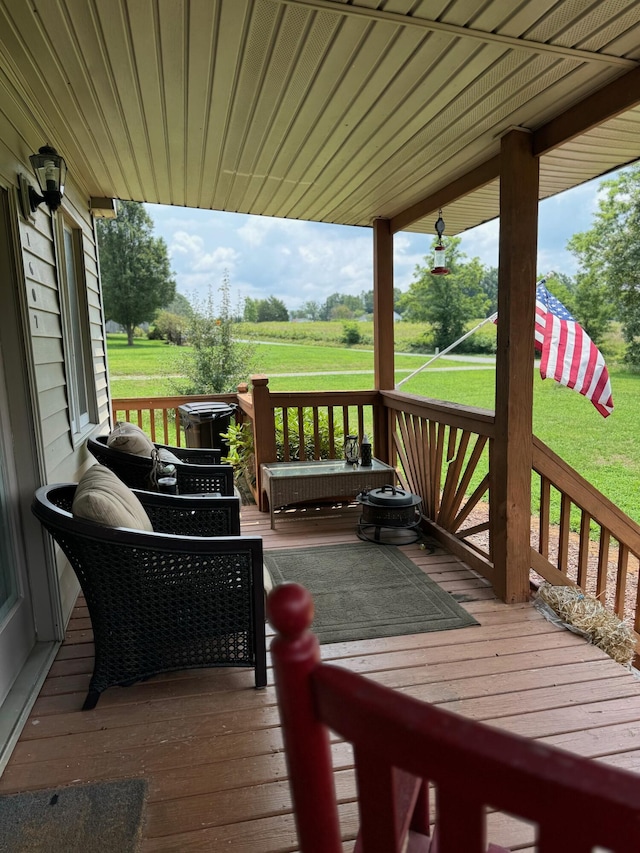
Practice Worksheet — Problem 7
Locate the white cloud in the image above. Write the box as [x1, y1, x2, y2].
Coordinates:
[170, 231, 204, 255]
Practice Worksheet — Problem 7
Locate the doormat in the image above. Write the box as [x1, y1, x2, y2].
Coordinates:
[0, 778, 146, 853]
[265, 542, 478, 643]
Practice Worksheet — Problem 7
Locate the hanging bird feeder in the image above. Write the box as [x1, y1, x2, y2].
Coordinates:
[431, 209, 450, 276]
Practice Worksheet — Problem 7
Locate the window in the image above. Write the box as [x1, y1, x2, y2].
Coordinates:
[57, 219, 96, 437]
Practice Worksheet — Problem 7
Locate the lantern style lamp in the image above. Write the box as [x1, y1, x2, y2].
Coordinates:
[344, 435, 359, 465]
[430, 208, 450, 276]
[27, 145, 67, 212]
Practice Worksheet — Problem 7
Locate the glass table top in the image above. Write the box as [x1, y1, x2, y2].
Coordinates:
[261, 458, 393, 477]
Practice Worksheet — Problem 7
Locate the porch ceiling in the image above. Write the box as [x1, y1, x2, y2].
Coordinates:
[2, 0, 640, 233]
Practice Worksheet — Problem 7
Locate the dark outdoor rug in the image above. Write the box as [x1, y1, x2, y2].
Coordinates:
[265, 542, 478, 643]
[0, 778, 146, 853]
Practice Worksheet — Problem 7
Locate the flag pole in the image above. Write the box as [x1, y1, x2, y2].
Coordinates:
[395, 312, 498, 390]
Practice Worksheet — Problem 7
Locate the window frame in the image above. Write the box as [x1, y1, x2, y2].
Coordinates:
[55, 215, 98, 442]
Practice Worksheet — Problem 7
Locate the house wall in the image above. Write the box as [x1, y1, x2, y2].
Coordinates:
[0, 79, 111, 634]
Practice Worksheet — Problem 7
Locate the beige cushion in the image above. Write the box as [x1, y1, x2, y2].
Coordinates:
[72, 465, 153, 532]
[107, 421, 155, 457]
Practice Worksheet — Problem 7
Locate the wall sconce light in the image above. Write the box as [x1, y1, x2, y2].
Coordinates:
[430, 208, 450, 276]
[22, 144, 67, 214]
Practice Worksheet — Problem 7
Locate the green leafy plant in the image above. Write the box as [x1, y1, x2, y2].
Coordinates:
[275, 408, 344, 460]
[222, 409, 345, 488]
[341, 321, 362, 346]
[221, 422, 256, 485]
[173, 272, 255, 394]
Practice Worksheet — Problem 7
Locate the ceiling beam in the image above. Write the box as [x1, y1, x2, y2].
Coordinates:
[533, 65, 640, 156]
[273, 0, 637, 68]
[389, 155, 500, 234]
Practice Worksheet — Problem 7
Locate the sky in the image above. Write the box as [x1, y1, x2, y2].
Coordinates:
[145, 170, 613, 313]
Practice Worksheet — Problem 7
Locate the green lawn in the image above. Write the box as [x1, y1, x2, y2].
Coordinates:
[107, 335, 639, 523]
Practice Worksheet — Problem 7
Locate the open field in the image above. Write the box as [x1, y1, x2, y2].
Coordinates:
[107, 335, 640, 525]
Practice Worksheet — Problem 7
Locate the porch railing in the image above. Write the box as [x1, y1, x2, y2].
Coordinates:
[112, 377, 640, 653]
[111, 393, 238, 446]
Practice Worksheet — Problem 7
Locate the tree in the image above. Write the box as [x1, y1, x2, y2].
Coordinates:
[545, 271, 577, 314]
[320, 292, 363, 320]
[243, 297, 259, 323]
[400, 237, 489, 349]
[244, 295, 290, 322]
[568, 165, 640, 361]
[174, 272, 255, 394]
[478, 267, 498, 315]
[150, 311, 188, 345]
[300, 300, 321, 320]
[257, 296, 289, 322]
[97, 201, 176, 345]
[166, 293, 193, 317]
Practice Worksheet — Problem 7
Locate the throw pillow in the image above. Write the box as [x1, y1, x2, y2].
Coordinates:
[107, 421, 155, 457]
[72, 464, 153, 531]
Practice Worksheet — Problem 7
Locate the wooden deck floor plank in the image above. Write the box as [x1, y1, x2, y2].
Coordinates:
[542, 719, 640, 758]
[439, 675, 637, 720]
[138, 802, 360, 853]
[484, 693, 640, 740]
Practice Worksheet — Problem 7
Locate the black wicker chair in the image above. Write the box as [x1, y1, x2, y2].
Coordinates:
[32, 483, 266, 709]
[87, 434, 234, 494]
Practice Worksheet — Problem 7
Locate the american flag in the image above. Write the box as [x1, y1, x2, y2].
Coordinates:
[536, 280, 613, 418]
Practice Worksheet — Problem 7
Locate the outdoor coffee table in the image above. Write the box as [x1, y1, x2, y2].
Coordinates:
[260, 458, 396, 529]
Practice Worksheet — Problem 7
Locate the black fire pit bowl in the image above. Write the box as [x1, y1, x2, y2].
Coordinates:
[356, 485, 422, 544]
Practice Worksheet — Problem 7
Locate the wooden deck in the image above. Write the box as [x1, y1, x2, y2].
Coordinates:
[3, 504, 640, 851]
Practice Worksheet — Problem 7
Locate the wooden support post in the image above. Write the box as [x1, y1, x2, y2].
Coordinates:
[250, 375, 277, 512]
[492, 129, 539, 603]
[373, 218, 394, 463]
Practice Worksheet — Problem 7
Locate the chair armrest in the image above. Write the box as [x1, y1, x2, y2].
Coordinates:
[156, 444, 223, 465]
[134, 490, 241, 536]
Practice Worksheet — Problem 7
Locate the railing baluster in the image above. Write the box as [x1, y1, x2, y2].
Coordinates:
[577, 511, 591, 589]
[297, 407, 305, 461]
[558, 493, 571, 576]
[282, 407, 290, 462]
[615, 543, 629, 618]
[313, 408, 320, 459]
[428, 420, 437, 517]
[596, 530, 610, 603]
[538, 476, 551, 559]
[433, 422, 446, 519]
[447, 435, 488, 530]
[414, 416, 429, 512]
[149, 408, 157, 442]
[439, 430, 470, 529]
[446, 427, 458, 463]
[328, 406, 335, 458]
[419, 417, 431, 518]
